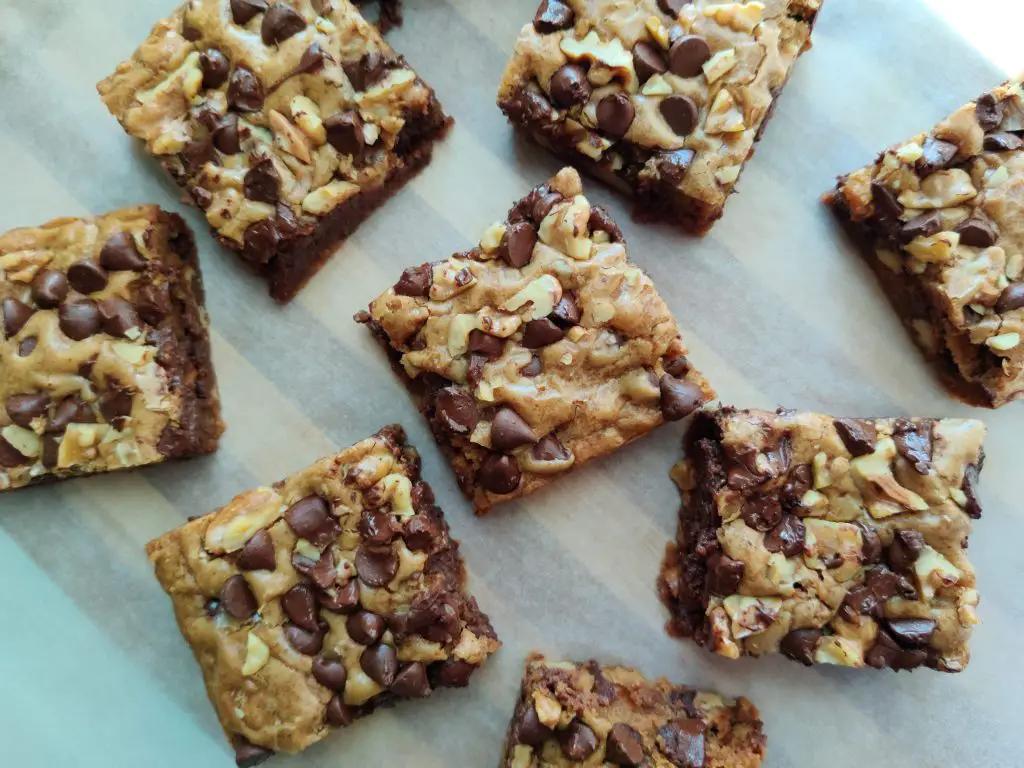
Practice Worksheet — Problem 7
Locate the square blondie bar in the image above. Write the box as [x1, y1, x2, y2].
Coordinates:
[502, 654, 766, 767]
[145, 426, 499, 765]
[99, 0, 448, 302]
[659, 408, 986, 672]
[827, 76, 1024, 406]
[360, 167, 714, 513]
[498, 0, 822, 233]
[1, 206, 221, 491]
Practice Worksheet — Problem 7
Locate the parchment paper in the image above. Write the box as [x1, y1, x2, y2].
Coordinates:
[1, 1, 1021, 766]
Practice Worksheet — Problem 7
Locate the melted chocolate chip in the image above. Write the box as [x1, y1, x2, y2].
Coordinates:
[559, 721, 598, 761]
[533, 0, 574, 32]
[659, 375, 705, 421]
[100, 232, 147, 271]
[633, 41, 668, 85]
[261, 3, 306, 45]
[318, 579, 360, 614]
[434, 387, 478, 435]
[220, 575, 258, 620]
[237, 530, 276, 570]
[893, 418, 932, 474]
[212, 113, 242, 154]
[284, 622, 326, 655]
[312, 656, 348, 691]
[467, 330, 504, 359]
[870, 180, 903, 221]
[522, 318, 564, 348]
[31, 269, 69, 308]
[597, 93, 635, 138]
[231, 0, 268, 25]
[668, 34, 711, 77]
[833, 418, 877, 457]
[740, 495, 782, 532]
[355, 544, 398, 586]
[346, 610, 386, 645]
[975, 93, 1004, 132]
[6, 393, 50, 429]
[244, 158, 280, 204]
[961, 463, 983, 519]
[779, 628, 821, 666]
[97, 297, 141, 337]
[228, 67, 265, 112]
[58, 300, 101, 341]
[606, 723, 645, 766]
[705, 552, 744, 595]
[900, 211, 942, 244]
[360, 643, 398, 686]
[514, 703, 552, 746]
[955, 217, 999, 248]
[325, 110, 364, 155]
[763, 515, 805, 557]
[3, 298, 34, 337]
[391, 662, 431, 698]
[326, 696, 353, 727]
[499, 221, 537, 268]
[479, 454, 522, 495]
[997, 283, 1024, 313]
[917, 137, 958, 174]
[394, 263, 433, 297]
[282, 584, 319, 631]
[67, 260, 109, 294]
[550, 64, 591, 108]
[657, 719, 705, 768]
[199, 48, 230, 89]
[490, 408, 537, 452]
[284, 495, 340, 547]
[660, 94, 699, 136]
[886, 618, 937, 648]
[550, 293, 581, 327]
[983, 131, 1023, 152]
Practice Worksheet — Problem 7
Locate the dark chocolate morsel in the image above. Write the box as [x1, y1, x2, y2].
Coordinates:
[220, 575, 258, 620]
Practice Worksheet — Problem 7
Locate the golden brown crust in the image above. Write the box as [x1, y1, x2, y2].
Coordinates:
[0, 206, 222, 490]
[501, 654, 766, 767]
[828, 75, 1024, 407]
[362, 168, 714, 513]
[146, 426, 499, 758]
[660, 408, 986, 673]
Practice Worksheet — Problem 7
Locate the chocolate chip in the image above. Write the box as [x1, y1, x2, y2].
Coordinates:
[840, 585, 878, 621]
[606, 723, 644, 765]
[659, 375, 704, 421]
[346, 610, 385, 645]
[886, 618, 937, 648]
[242, 219, 280, 265]
[658, 0, 686, 13]
[559, 721, 598, 761]
[740, 495, 782, 532]
[892, 418, 932, 474]
[499, 221, 537, 268]
[318, 579, 360, 614]
[660, 94, 699, 136]
[31, 269, 68, 308]
[213, 113, 242, 154]
[355, 544, 398, 586]
[237, 530, 276, 570]
[284, 622, 326, 655]
[312, 656, 348, 691]
[917, 137, 958, 174]
[228, 66, 265, 112]
[244, 158, 280, 204]
[434, 387, 478, 435]
[393, 263, 432, 297]
[865, 629, 926, 671]
[520, 356, 542, 377]
[763, 514, 805, 557]
[305, 548, 338, 589]
[961, 463, 982, 519]
[533, 0, 574, 32]
[344, 51, 389, 92]
[982, 131, 1023, 152]
[282, 584, 319, 631]
[467, 330, 505, 360]
[100, 232, 147, 271]
[6, 393, 50, 429]
[657, 719, 705, 768]
[633, 41, 668, 84]
[656, 149, 695, 186]
[858, 522, 882, 563]
[65, 259, 109, 294]
[18, 337, 37, 357]
[220, 575, 258, 620]
[491, 408, 537, 452]
[233, 738, 273, 768]
[284, 495, 340, 547]
[514, 703, 552, 746]
[705, 552, 744, 595]
[39, 435, 58, 465]
[870, 180, 903, 220]
[296, 42, 329, 74]
[522, 318, 564, 348]
[532, 435, 570, 463]
[231, 0, 268, 24]
[58, 300, 101, 341]
[402, 513, 439, 552]
[550, 293, 581, 327]
[261, 3, 306, 44]
[0, 437, 30, 467]
[899, 210, 942, 244]
[887, 529, 925, 574]
[865, 565, 917, 601]
[199, 49, 230, 89]
[993, 282, 1024, 316]
[326, 696, 353, 727]
[779, 628, 821, 666]
[3, 298, 34, 337]
[360, 643, 397, 686]
[325, 110, 364, 155]
[955, 217, 999, 248]
[181, 22, 201, 41]
[359, 508, 395, 546]
[833, 418, 877, 457]
[550, 64, 591, 108]
[530, 190, 563, 222]
[975, 93, 1004, 132]
[98, 386, 133, 429]
[588, 205, 624, 242]
[47, 396, 94, 433]
[597, 93, 635, 139]
[668, 35, 711, 77]
[479, 454, 522, 495]
[391, 662, 431, 698]
[97, 297, 141, 337]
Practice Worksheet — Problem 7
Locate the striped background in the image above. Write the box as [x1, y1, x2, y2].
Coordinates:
[1, 1, 1020, 766]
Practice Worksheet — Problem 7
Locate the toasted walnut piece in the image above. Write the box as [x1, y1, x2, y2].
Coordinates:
[986, 332, 1020, 352]
[851, 438, 929, 514]
[502, 275, 563, 319]
[347, 452, 395, 489]
[372, 473, 415, 517]
[896, 141, 924, 163]
[290, 95, 326, 145]
[302, 180, 360, 215]
[721, 595, 782, 639]
[480, 222, 507, 254]
[703, 48, 737, 83]
[705, 89, 745, 134]
[269, 109, 312, 163]
[539, 196, 592, 260]
[814, 635, 864, 667]
[532, 692, 563, 729]
[707, 605, 741, 658]
[205, 487, 283, 553]
[702, 2, 765, 32]
[430, 260, 477, 301]
[57, 424, 110, 468]
[242, 632, 270, 676]
[1, 426, 40, 459]
[560, 32, 636, 91]
[510, 745, 533, 768]
[904, 231, 959, 263]
[898, 169, 977, 209]
[914, 545, 962, 600]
